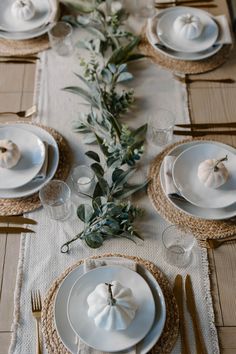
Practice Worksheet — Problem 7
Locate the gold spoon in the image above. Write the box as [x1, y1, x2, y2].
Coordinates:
[0, 105, 37, 118]
[207, 237, 236, 249]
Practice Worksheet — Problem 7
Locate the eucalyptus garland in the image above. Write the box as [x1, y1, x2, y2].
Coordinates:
[61, 0, 148, 252]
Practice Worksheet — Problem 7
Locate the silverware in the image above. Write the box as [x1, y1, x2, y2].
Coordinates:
[173, 275, 190, 354]
[174, 75, 235, 84]
[185, 274, 208, 354]
[0, 226, 35, 234]
[31, 290, 42, 354]
[207, 236, 236, 249]
[156, 0, 214, 4]
[0, 104, 37, 118]
[0, 216, 37, 225]
[155, 3, 217, 8]
[0, 56, 38, 64]
[174, 129, 236, 136]
[176, 122, 236, 129]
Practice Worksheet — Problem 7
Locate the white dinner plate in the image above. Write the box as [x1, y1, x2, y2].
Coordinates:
[0, 22, 53, 41]
[54, 259, 166, 354]
[0, 123, 59, 199]
[0, 0, 51, 33]
[146, 13, 222, 61]
[67, 266, 156, 352]
[160, 140, 236, 220]
[0, 126, 45, 189]
[157, 7, 219, 53]
[172, 143, 236, 208]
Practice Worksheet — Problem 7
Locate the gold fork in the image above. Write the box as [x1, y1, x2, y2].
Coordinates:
[207, 236, 236, 249]
[0, 104, 37, 118]
[31, 290, 42, 354]
[174, 75, 235, 84]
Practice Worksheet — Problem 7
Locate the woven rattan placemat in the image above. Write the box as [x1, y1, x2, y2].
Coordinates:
[0, 123, 71, 215]
[0, 34, 50, 57]
[148, 139, 236, 243]
[41, 254, 179, 354]
[140, 27, 233, 75]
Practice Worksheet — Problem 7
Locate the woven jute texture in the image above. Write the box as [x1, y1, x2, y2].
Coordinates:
[140, 27, 233, 75]
[0, 124, 71, 216]
[148, 138, 236, 244]
[0, 34, 50, 57]
[41, 254, 179, 354]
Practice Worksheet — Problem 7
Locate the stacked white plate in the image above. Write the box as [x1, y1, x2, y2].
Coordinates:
[54, 260, 166, 354]
[0, 124, 59, 199]
[0, 0, 59, 40]
[147, 6, 223, 61]
[160, 141, 236, 220]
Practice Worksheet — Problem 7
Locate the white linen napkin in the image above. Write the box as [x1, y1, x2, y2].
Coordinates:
[76, 258, 137, 354]
[162, 155, 184, 199]
[147, 13, 233, 48]
[32, 142, 49, 181]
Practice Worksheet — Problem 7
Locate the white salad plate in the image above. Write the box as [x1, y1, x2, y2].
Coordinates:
[160, 140, 236, 220]
[0, 0, 51, 33]
[54, 259, 166, 354]
[146, 11, 222, 61]
[157, 7, 219, 53]
[0, 22, 53, 41]
[0, 126, 45, 189]
[172, 143, 236, 209]
[67, 265, 156, 352]
[0, 123, 59, 199]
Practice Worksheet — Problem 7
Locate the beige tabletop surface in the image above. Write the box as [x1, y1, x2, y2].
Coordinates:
[0, 0, 236, 353]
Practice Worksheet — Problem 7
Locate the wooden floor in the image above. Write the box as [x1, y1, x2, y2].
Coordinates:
[1, 2, 236, 353]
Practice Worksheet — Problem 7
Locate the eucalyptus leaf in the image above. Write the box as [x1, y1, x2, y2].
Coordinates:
[113, 181, 148, 199]
[85, 151, 100, 162]
[91, 162, 104, 177]
[85, 233, 104, 248]
[77, 204, 94, 223]
[101, 68, 113, 84]
[63, 86, 98, 107]
[61, 0, 95, 13]
[117, 72, 133, 83]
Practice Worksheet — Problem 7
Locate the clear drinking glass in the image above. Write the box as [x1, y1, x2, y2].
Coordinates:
[71, 165, 95, 197]
[162, 225, 195, 268]
[48, 22, 74, 56]
[39, 180, 72, 220]
[148, 109, 175, 147]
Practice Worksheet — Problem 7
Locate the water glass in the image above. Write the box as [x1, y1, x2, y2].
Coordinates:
[48, 22, 74, 57]
[39, 180, 71, 220]
[148, 109, 175, 147]
[71, 165, 95, 197]
[162, 225, 195, 268]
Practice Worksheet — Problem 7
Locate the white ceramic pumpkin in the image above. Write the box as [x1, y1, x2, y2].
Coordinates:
[11, 0, 35, 21]
[87, 281, 138, 331]
[0, 139, 21, 169]
[197, 155, 229, 189]
[173, 14, 203, 40]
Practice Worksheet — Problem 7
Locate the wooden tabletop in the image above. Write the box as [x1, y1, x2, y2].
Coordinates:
[0, 1, 236, 353]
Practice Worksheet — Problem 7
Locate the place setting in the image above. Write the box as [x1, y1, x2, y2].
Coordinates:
[140, 4, 233, 73]
[0, 122, 71, 215]
[41, 254, 179, 354]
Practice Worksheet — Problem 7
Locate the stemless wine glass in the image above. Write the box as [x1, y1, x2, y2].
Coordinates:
[162, 225, 195, 268]
[39, 180, 72, 220]
[48, 22, 74, 56]
[148, 109, 175, 147]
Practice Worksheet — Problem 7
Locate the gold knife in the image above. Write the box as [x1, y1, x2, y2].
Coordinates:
[185, 274, 208, 354]
[173, 275, 190, 354]
[0, 227, 35, 234]
[176, 122, 236, 129]
[156, 0, 214, 4]
[0, 216, 37, 225]
[174, 130, 236, 136]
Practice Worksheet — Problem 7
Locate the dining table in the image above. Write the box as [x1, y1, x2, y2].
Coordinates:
[0, 0, 236, 353]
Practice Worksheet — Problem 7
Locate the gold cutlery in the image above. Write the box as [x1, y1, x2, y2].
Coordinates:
[155, 3, 217, 8]
[176, 122, 236, 129]
[174, 76, 235, 84]
[0, 226, 35, 234]
[31, 290, 42, 354]
[0, 56, 38, 64]
[185, 274, 208, 354]
[0, 104, 37, 118]
[174, 129, 236, 136]
[173, 275, 190, 354]
[156, 0, 214, 4]
[0, 216, 37, 225]
[207, 236, 236, 249]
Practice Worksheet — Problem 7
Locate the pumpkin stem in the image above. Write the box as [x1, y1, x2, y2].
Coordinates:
[105, 283, 116, 306]
[213, 155, 228, 172]
[0, 147, 7, 153]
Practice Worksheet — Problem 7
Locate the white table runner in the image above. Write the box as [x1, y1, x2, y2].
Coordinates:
[9, 34, 220, 354]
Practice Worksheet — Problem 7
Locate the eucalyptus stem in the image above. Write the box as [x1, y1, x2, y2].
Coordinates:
[213, 155, 228, 172]
[60, 232, 83, 253]
[105, 283, 116, 306]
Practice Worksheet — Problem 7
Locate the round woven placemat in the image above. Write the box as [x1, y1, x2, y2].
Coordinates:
[139, 27, 233, 75]
[0, 123, 71, 215]
[0, 34, 50, 57]
[41, 254, 179, 354]
[148, 138, 236, 243]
